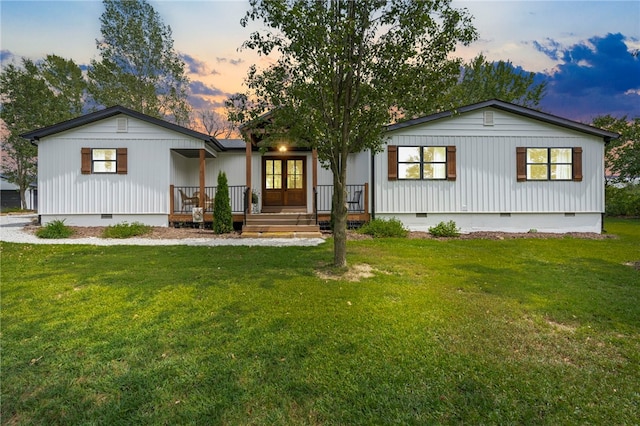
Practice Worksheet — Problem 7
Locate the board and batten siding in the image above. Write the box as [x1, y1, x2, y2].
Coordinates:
[38, 116, 212, 225]
[376, 109, 605, 229]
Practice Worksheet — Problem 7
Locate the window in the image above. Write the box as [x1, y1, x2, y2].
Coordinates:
[265, 159, 282, 189]
[389, 146, 456, 180]
[81, 147, 127, 174]
[92, 149, 117, 173]
[287, 159, 303, 189]
[517, 147, 582, 182]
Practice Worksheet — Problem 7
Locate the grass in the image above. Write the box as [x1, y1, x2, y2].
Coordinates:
[101, 222, 152, 239]
[34, 219, 74, 239]
[1, 218, 639, 425]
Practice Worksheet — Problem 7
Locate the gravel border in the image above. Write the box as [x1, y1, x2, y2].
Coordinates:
[0, 214, 326, 247]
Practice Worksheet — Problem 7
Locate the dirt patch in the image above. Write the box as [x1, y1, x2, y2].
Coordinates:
[406, 231, 614, 241]
[316, 263, 376, 282]
[23, 224, 242, 240]
[23, 221, 613, 241]
[624, 261, 640, 270]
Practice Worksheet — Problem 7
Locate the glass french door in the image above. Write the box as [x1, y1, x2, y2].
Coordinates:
[263, 157, 306, 207]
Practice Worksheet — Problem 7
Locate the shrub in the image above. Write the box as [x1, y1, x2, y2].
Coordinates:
[213, 171, 233, 234]
[358, 218, 408, 238]
[35, 219, 74, 239]
[102, 222, 151, 238]
[428, 220, 460, 237]
[606, 184, 640, 217]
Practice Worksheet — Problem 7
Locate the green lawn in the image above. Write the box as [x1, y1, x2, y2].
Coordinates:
[2, 219, 639, 425]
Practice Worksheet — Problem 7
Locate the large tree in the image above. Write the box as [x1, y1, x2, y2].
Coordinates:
[232, 0, 476, 267]
[88, 0, 191, 124]
[592, 115, 640, 183]
[443, 54, 547, 109]
[1, 56, 84, 209]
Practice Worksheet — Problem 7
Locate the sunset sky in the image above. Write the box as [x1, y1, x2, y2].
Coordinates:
[1, 0, 639, 123]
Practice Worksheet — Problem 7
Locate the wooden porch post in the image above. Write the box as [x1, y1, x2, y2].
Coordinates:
[169, 184, 175, 215]
[312, 148, 318, 189]
[246, 135, 253, 211]
[199, 149, 205, 208]
[364, 182, 369, 216]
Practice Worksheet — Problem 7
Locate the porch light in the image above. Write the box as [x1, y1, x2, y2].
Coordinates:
[278, 145, 287, 152]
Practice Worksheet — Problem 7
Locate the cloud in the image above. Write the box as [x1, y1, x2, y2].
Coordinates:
[189, 81, 225, 97]
[216, 57, 245, 66]
[532, 38, 563, 61]
[0, 49, 15, 63]
[536, 33, 640, 121]
[181, 53, 219, 76]
[188, 94, 225, 110]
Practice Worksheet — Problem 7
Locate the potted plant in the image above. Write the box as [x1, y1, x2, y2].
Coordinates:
[251, 190, 260, 213]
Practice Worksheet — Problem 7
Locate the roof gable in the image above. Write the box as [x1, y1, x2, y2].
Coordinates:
[386, 99, 619, 141]
[21, 105, 224, 150]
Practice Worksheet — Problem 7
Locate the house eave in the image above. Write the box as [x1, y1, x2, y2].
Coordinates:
[21, 105, 223, 149]
[385, 99, 620, 142]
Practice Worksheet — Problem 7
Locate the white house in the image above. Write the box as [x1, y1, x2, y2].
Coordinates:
[375, 100, 618, 233]
[22, 100, 617, 234]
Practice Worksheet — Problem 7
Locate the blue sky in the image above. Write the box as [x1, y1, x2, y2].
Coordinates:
[1, 0, 639, 123]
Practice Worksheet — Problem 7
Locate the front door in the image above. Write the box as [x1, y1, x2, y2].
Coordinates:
[263, 157, 306, 208]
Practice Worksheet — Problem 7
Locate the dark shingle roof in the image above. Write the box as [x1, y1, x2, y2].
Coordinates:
[385, 99, 619, 141]
[21, 105, 226, 150]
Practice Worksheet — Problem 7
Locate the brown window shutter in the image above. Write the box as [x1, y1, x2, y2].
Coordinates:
[516, 147, 526, 181]
[81, 148, 91, 174]
[388, 145, 397, 181]
[116, 148, 128, 174]
[446, 146, 456, 180]
[572, 147, 582, 181]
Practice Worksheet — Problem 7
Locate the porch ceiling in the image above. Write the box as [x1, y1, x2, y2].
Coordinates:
[172, 149, 216, 158]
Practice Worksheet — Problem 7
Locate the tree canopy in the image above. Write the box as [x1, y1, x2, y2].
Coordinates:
[0, 56, 84, 209]
[233, 0, 477, 266]
[593, 115, 640, 182]
[87, 0, 191, 124]
[442, 54, 547, 109]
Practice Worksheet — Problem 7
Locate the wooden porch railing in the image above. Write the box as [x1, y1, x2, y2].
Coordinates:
[170, 185, 247, 214]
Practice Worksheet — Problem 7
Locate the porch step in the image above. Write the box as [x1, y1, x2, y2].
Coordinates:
[242, 213, 321, 238]
[245, 213, 316, 226]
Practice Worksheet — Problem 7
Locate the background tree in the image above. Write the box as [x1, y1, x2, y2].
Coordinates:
[233, 0, 476, 267]
[195, 109, 235, 138]
[88, 0, 191, 124]
[592, 115, 640, 183]
[213, 171, 233, 234]
[442, 54, 547, 109]
[0, 57, 83, 209]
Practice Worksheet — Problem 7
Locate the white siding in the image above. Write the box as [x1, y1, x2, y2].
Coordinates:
[38, 115, 214, 226]
[376, 109, 605, 218]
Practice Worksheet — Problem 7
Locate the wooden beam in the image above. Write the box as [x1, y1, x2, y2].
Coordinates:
[246, 136, 253, 212]
[199, 149, 205, 208]
[169, 184, 175, 215]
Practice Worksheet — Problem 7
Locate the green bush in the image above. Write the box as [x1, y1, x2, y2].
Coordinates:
[606, 184, 640, 217]
[429, 220, 460, 237]
[35, 219, 74, 239]
[102, 222, 151, 239]
[213, 171, 233, 234]
[358, 218, 408, 238]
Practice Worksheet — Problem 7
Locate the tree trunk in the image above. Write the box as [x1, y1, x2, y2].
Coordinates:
[332, 171, 348, 268]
